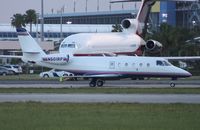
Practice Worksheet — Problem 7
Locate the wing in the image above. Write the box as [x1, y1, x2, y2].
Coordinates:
[0, 55, 22, 59]
[163, 56, 200, 61]
[64, 74, 122, 78]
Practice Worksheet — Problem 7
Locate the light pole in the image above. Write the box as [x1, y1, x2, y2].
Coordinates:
[109, 0, 112, 11]
[41, 0, 44, 41]
[85, 0, 88, 12]
[36, 13, 39, 42]
[60, 6, 64, 40]
[97, 0, 99, 12]
[73, 0, 76, 12]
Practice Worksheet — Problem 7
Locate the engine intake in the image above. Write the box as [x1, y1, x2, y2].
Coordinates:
[121, 19, 137, 31]
[145, 40, 162, 53]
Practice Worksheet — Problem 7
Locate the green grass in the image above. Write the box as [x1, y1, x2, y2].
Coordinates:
[0, 103, 199, 130]
[1, 88, 200, 94]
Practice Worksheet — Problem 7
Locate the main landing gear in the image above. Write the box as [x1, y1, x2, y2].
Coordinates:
[89, 78, 105, 87]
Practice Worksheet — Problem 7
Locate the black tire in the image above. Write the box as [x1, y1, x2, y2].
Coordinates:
[43, 74, 49, 78]
[96, 80, 104, 87]
[170, 82, 175, 88]
[69, 74, 73, 76]
[89, 82, 96, 87]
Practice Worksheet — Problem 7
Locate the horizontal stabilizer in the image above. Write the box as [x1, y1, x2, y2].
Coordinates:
[0, 55, 22, 59]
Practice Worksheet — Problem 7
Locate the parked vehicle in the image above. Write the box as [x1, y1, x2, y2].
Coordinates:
[0, 66, 14, 76]
[3, 65, 23, 74]
[39, 69, 74, 78]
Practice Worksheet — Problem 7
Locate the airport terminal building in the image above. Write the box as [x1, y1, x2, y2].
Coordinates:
[43, 1, 200, 30]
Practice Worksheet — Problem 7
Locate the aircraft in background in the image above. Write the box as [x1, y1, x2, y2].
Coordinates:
[59, 0, 162, 56]
[14, 28, 192, 87]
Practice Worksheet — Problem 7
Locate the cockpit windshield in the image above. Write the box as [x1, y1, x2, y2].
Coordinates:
[61, 43, 76, 48]
[156, 60, 171, 66]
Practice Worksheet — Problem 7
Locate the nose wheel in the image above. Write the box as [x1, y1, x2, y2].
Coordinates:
[89, 79, 104, 87]
[170, 82, 176, 87]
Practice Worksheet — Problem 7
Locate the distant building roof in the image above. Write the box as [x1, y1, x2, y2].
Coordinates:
[44, 10, 137, 18]
[0, 24, 113, 33]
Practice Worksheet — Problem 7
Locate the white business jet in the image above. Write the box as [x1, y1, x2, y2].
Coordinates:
[16, 28, 191, 87]
[59, 0, 162, 56]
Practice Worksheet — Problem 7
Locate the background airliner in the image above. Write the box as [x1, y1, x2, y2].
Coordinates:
[15, 28, 192, 87]
[59, 0, 162, 56]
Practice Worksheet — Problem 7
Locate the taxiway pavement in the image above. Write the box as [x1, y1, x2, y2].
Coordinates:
[0, 80, 200, 88]
[0, 93, 200, 104]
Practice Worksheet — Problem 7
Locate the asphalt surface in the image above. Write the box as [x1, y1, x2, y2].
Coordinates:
[0, 93, 200, 104]
[0, 80, 200, 88]
[0, 79, 200, 103]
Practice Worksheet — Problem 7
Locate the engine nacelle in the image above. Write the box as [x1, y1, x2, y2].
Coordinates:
[145, 40, 162, 53]
[121, 19, 138, 32]
[42, 54, 70, 65]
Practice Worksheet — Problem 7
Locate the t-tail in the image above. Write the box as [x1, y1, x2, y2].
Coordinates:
[16, 28, 70, 65]
[136, 0, 156, 36]
[16, 28, 46, 64]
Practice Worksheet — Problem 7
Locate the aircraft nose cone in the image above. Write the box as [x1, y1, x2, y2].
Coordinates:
[186, 71, 192, 77]
[181, 69, 192, 77]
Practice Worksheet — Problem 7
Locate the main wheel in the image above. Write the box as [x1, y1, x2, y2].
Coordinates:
[89, 81, 96, 87]
[96, 80, 104, 87]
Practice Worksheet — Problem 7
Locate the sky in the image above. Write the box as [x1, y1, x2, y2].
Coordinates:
[0, 0, 140, 24]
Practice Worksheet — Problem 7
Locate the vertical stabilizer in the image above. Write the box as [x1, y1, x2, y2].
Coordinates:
[16, 28, 45, 55]
[136, 0, 156, 36]
[16, 28, 46, 63]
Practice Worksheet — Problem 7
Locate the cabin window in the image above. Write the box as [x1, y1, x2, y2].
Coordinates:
[109, 61, 115, 69]
[118, 63, 121, 67]
[156, 60, 164, 66]
[147, 63, 150, 67]
[139, 63, 143, 67]
[125, 63, 128, 67]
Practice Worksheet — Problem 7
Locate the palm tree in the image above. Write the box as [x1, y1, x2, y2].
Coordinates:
[11, 13, 26, 28]
[112, 24, 123, 32]
[24, 9, 36, 33]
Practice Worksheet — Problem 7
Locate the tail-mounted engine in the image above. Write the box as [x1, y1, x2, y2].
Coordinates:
[42, 54, 70, 65]
[145, 40, 162, 53]
[121, 19, 138, 33]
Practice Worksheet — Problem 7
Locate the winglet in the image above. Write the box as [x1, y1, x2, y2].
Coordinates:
[16, 28, 29, 36]
[16, 28, 26, 32]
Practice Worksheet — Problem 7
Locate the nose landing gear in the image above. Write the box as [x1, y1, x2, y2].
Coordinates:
[170, 82, 176, 87]
[170, 77, 177, 87]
